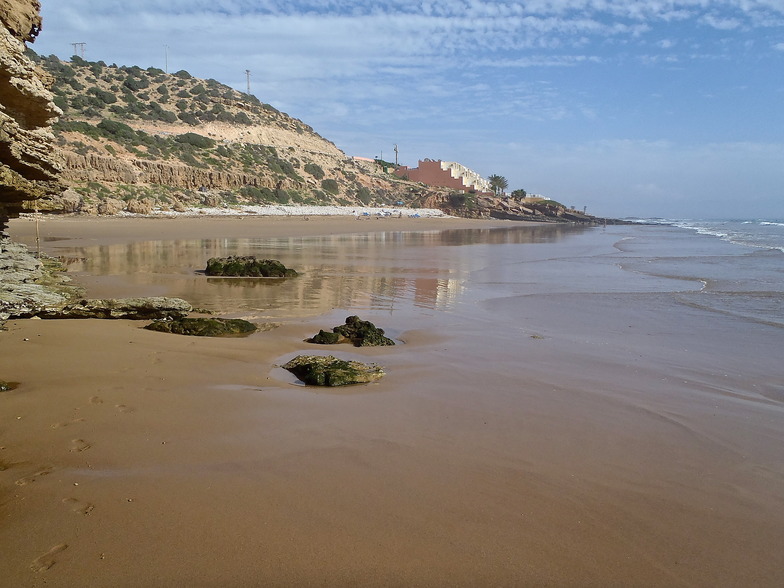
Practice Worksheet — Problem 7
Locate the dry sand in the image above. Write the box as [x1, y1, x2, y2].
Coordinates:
[1, 216, 783, 587]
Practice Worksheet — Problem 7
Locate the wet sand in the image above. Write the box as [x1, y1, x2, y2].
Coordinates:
[2, 217, 783, 587]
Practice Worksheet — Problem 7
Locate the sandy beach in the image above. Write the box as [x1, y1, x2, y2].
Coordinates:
[2, 216, 783, 587]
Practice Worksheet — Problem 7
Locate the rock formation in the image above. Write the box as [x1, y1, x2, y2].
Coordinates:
[37, 297, 192, 320]
[205, 256, 297, 277]
[282, 355, 385, 387]
[144, 317, 257, 337]
[308, 315, 395, 347]
[0, 0, 62, 229]
[0, 236, 79, 319]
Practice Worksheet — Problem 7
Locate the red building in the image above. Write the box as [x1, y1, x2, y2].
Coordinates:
[394, 159, 491, 194]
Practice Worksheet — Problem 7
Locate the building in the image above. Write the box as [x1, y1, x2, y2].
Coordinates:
[394, 159, 491, 194]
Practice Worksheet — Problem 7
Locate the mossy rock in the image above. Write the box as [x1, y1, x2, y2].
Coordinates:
[282, 355, 384, 386]
[308, 329, 342, 344]
[205, 256, 297, 277]
[0, 381, 18, 392]
[144, 317, 257, 337]
[308, 315, 395, 347]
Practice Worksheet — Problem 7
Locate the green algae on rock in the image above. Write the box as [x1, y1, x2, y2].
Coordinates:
[282, 355, 385, 386]
[205, 256, 297, 277]
[144, 317, 257, 337]
[307, 315, 395, 347]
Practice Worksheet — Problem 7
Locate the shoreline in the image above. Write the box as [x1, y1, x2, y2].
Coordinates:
[8, 212, 532, 248]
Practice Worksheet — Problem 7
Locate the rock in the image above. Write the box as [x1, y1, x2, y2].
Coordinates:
[308, 329, 342, 345]
[282, 355, 385, 387]
[0, 0, 63, 228]
[40, 187, 82, 213]
[125, 197, 154, 215]
[205, 256, 297, 277]
[0, 238, 78, 319]
[308, 315, 395, 347]
[144, 317, 257, 337]
[38, 297, 192, 320]
[0, 380, 18, 391]
[97, 197, 124, 215]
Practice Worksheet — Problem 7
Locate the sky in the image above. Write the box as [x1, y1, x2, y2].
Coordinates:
[30, 1, 784, 219]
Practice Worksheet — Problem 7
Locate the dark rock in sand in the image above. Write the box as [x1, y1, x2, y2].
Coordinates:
[307, 315, 395, 347]
[38, 297, 192, 320]
[282, 355, 385, 387]
[309, 329, 342, 345]
[205, 256, 297, 277]
[0, 381, 18, 392]
[144, 317, 257, 337]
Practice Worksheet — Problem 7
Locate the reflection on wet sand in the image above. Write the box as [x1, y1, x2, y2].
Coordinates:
[53, 225, 588, 318]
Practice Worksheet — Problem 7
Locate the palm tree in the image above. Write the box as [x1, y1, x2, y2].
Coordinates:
[488, 174, 508, 196]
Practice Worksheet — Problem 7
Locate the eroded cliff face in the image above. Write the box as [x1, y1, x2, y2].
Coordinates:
[0, 0, 61, 228]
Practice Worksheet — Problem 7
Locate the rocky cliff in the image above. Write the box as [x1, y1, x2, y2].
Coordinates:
[0, 0, 61, 228]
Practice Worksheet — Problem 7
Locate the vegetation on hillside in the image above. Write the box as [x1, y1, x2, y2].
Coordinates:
[27, 50, 430, 212]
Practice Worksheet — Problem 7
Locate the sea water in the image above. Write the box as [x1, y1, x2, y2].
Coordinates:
[50, 219, 784, 331]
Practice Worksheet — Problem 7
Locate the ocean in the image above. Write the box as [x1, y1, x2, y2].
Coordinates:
[56, 217, 784, 331]
[645, 218, 784, 252]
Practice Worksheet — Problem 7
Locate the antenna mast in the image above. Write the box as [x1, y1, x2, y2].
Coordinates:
[245, 69, 251, 94]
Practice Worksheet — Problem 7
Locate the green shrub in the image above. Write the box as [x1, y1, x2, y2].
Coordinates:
[97, 119, 136, 140]
[234, 111, 252, 125]
[53, 95, 68, 112]
[174, 70, 192, 79]
[357, 186, 372, 204]
[304, 162, 325, 179]
[175, 133, 215, 149]
[321, 179, 339, 194]
[88, 86, 117, 104]
[123, 76, 149, 91]
[177, 112, 199, 125]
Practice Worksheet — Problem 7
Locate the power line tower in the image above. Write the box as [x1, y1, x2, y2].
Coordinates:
[394, 144, 399, 167]
[245, 70, 251, 94]
[71, 42, 86, 58]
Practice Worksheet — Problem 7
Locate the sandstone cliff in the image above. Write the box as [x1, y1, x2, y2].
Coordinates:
[0, 0, 61, 227]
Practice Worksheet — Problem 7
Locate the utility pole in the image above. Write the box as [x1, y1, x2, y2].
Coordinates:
[71, 42, 85, 58]
[164, 44, 168, 73]
[394, 144, 399, 167]
[245, 69, 251, 94]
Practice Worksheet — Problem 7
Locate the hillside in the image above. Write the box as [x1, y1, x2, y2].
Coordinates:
[27, 51, 450, 214]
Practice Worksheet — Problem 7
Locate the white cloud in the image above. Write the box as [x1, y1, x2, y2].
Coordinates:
[701, 14, 743, 30]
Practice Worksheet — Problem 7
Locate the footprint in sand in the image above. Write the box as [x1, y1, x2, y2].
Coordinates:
[62, 497, 94, 515]
[69, 438, 92, 453]
[15, 466, 53, 486]
[30, 543, 68, 572]
[115, 404, 135, 414]
[89, 395, 104, 405]
[50, 417, 86, 429]
[0, 459, 23, 471]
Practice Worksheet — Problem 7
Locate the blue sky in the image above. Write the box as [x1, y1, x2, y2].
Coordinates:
[32, 1, 784, 218]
